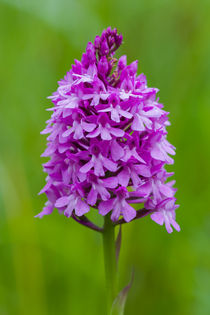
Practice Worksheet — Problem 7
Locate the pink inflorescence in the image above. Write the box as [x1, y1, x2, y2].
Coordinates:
[37, 27, 180, 233]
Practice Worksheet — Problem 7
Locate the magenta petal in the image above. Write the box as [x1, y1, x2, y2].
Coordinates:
[80, 160, 94, 173]
[165, 220, 173, 233]
[87, 188, 98, 205]
[163, 198, 176, 210]
[101, 128, 112, 140]
[130, 171, 141, 187]
[64, 201, 74, 218]
[151, 145, 165, 161]
[38, 180, 52, 195]
[103, 157, 117, 172]
[137, 182, 151, 197]
[41, 144, 56, 157]
[97, 186, 110, 200]
[164, 140, 176, 155]
[99, 199, 114, 215]
[62, 167, 71, 185]
[94, 158, 104, 176]
[119, 109, 132, 119]
[159, 183, 174, 197]
[111, 108, 120, 122]
[75, 199, 89, 216]
[131, 114, 145, 131]
[171, 219, 181, 232]
[40, 125, 52, 135]
[87, 127, 101, 138]
[135, 165, 151, 177]
[151, 212, 164, 225]
[35, 203, 53, 218]
[103, 177, 118, 188]
[55, 196, 69, 208]
[118, 169, 130, 187]
[82, 121, 96, 132]
[111, 140, 124, 161]
[110, 203, 121, 221]
[142, 116, 152, 129]
[73, 125, 83, 139]
[122, 204, 136, 222]
[62, 128, 73, 137]
[110, 127, 124, 137]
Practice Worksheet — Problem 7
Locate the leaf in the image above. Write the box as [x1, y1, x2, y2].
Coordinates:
[115, 224, 122, 267]
[111, 269, 134, 315]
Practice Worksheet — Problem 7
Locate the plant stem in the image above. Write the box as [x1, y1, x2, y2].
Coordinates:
[103, 215, 118, 315]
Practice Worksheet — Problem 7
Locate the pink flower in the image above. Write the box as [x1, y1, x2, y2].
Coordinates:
[99, 187, 136, 222]
[147, 198, 180, 233]
[37, 27, 179, 233]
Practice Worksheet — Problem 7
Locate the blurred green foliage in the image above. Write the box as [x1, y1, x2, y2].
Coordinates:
[0, 0, 210, 314]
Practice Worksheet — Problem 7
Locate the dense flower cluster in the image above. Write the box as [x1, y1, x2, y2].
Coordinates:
[37, 27, 180, 233]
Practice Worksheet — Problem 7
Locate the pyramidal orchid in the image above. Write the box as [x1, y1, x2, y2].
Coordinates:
[36, 27, 180, 314]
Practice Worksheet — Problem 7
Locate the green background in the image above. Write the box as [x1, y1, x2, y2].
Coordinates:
[0, 0, 210, 314]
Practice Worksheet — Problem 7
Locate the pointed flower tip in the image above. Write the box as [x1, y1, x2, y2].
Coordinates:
[34, 214, 42, 219]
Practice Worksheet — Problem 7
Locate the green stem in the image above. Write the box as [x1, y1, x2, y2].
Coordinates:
[103, 215, 118, 315]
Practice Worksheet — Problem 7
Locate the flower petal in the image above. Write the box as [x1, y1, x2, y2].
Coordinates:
[101, 128, 112, 140]
[151, 211, 164, 225]
[122, 204, 136, 222]
[110, 127, 124, 137]
[99, 199, 114, 216]
[80, 160, 94, 173]
[75, 199, 90, 216]
[103, 157, 117, 172]
[118, 168, 130, 187]
[87, 188, 98, 206]
[103, 177, 118, 188]
[82, 121, 96, 132]
[111, 140, 124, 161]
[55, 196, 70, 208]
